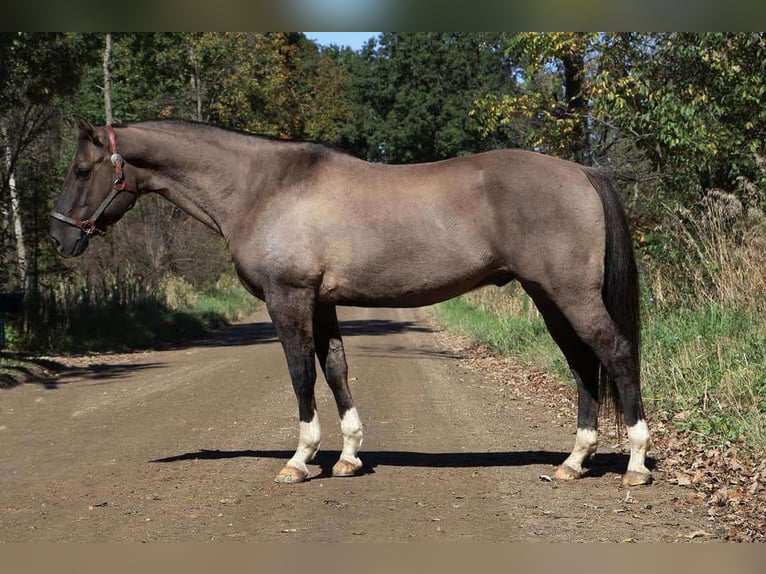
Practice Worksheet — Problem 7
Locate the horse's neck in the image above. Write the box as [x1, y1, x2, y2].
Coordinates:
[119, 124, 260, 237]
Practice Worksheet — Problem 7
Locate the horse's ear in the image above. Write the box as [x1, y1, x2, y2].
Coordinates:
[71, 116, 103, 145]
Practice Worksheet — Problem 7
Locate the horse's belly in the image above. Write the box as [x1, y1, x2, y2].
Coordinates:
[318, 256, 498, 308]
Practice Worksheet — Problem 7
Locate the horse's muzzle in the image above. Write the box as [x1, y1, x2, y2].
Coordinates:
[50, 220, 90, 258]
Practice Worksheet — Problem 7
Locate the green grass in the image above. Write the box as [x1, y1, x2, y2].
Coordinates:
[13, 280, 260, 354]
[192, 284, 259, 322]
[642, 302, 766, 448]
[433, 289, 569, 382]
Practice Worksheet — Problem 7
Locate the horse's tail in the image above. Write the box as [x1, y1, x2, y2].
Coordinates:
[582, 167, 641, 421]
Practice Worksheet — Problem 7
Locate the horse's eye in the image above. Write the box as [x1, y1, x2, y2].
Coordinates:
[76, 167, 91, 180]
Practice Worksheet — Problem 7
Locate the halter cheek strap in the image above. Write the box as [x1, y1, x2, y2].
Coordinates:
[51, 126, 137, 237]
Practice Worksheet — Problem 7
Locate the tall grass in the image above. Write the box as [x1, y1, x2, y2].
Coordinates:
[433, 194, 766, 452]
[641, 194, 766, 449]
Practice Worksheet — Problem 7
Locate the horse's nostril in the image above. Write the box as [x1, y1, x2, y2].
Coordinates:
[51, 235, 62, 251]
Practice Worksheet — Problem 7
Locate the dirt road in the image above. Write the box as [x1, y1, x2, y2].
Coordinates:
[0, 306, 713, 542]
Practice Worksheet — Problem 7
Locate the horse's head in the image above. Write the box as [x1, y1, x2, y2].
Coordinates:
[50, 117, 138, 257]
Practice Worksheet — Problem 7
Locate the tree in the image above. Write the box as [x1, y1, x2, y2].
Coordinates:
[188, 32, 354, 145]
[592, 33, 766, 199]
[343, 32, 522, 163]
[474, 33, 766, 207]
[0, 33, 93, 291]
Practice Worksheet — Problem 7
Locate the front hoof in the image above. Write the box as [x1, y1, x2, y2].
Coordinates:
[274, 464, 308, 484]
[332, 458, 362, 477]
[622, 470, 652, 486]
[553, 464, 583, 481]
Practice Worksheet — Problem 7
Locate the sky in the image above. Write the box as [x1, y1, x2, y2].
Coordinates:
[304, 32, 379, 50]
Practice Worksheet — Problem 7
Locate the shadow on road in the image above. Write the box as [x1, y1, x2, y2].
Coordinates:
[2, 316, 435, 389]
[152, 448, 653, 479]
[1, 352, 165, 390]
[171, 318, 435, 350]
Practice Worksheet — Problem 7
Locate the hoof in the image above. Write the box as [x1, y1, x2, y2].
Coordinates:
[332, 459, 362, 477]
[622, 470, 652, 486]
[553, 464, 583, 481]
[274, 464, 308, 484]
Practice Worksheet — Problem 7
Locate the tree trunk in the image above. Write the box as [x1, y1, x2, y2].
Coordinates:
[104, 33, 113, 125]
[561, 49, 589, 165]
[4, 140, 27, 287]
[188, 40, 203, 121]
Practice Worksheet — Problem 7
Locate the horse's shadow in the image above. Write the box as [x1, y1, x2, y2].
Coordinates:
[152, 448, 654, 480]
[161, 318, 435, 350]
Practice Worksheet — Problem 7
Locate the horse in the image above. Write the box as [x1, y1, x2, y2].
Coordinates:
[50, 118, 651, 486]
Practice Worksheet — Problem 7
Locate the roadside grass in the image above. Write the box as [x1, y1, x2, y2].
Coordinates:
[642, 301, 765, 449]
[6, 274, 259, 355]
[432, 284, 568, 382]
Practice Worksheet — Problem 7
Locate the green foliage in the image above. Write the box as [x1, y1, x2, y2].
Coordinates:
[474, 32, 766, 207]
[473, 32, 598, 163]
[342, 32, 523, 162]
[592, 33, 766, 198]
[189, 32, 353, 144]
[0, 32, 93, 113]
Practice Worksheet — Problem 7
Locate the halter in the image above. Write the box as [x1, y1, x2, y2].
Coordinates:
[51, 126, 137, 238]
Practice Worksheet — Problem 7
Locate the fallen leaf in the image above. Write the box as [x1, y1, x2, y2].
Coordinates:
[676, 472, 692, 487]
[684, 530, 708, 539]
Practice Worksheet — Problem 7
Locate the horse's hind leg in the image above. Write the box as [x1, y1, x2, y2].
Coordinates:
[526, 288, 600, 480]
[313, 304, 364, 477]
[266, 287, 321, 484]
[552, 291, 651, 485]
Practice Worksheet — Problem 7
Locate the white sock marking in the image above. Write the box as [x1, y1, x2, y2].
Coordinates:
[287, 410, 321, 474]
[561, 428, 598, 474]
[339, 407, 363, 468]
[626, 419, 650, 474]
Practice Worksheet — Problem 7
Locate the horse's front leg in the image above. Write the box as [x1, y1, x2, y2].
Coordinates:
[267, 287, 320, 484]
[313, 304, 364, 477]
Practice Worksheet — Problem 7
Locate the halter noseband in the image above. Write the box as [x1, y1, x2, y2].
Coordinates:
[51, 126, 137, 238]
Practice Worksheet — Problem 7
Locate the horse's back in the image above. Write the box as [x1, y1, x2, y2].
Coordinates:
[236, 148, 606, 307]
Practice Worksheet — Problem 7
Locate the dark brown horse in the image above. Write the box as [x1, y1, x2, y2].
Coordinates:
[51, 118, 651, 486]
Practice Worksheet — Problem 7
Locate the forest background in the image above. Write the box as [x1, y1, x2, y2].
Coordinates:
[0, 32, 764, 453]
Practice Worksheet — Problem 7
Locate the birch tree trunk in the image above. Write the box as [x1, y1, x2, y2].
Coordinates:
[103, 33, 113, 125]
[188, 40, 203, 121]
[3, 136, 27, 287]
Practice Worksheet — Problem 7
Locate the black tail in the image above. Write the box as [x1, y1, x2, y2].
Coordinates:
[581, 167, 641, 421]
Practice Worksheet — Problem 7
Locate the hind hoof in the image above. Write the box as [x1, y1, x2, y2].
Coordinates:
[274, 464, 308, 484]
[553, 464, 583, 481]
[622, 470, 652, 486]
[332, 459, 362, 477]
